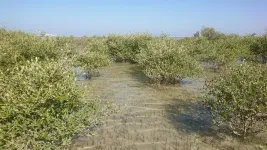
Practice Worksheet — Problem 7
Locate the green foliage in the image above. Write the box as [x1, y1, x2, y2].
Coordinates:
[249, 35, 267, 63]
[74, 37, 111, 70]
[137, 38, 202, 84]
[178, 37, 212, 61]
[201, 27, 221, 40]
[84, 37, 109, 54]
[0, 29, 69, 70]
[207, 37, 250, 67]
[205, 62, 267, 138]
[106, 34, 131, 62]
[1, 26, 267, 148]
[193, 31, 200, 37]
[75, 51, 111, 70]
[0, 29, 107, 149]
[106, 34, 152, 62]
[0, 59, 101, 149]
[179, 35, 251, 69]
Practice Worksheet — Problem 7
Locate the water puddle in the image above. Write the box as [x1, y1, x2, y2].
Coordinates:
[74, 67, 101, 81]
[74, 66, 89, 81]
[257, 56, 266, 63]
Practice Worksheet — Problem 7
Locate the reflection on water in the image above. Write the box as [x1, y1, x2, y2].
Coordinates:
[237, 56, 243, 64]
[73, 66, 89, 81]
[73, 66, 102, 81]
[237, 56, 266, 64]
[257, 56, 266, 63]
[179, 78, 205, 93]
[179, 79, 193, 85]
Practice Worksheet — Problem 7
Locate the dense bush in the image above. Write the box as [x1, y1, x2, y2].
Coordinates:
[0, 29, 64, 62]
[200, 27, 223, 40]
[205, 62, 267, 138]
[0, 29, 105, 149]
[0, 59, 101, 149]
[75, 51, 111, 70]
[179, 35, 251, 69]
[249, 35, 267, 63]
[84, 37, 109, 54]
[74, 37, 111, 71]
[106, 34, 131, 62]
[178, 37, 212, 61]
[193, 31, 200, 37]
[137, 38, 201, 84]
[0, 29, 69, 70]
[206, 37, 250, 68]
[106, 34, 152, 62]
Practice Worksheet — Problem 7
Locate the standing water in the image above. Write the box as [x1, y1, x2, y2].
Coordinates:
[69, 63, 261, 150]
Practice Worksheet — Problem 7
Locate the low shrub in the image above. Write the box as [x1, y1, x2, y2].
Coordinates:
[106, 34, 152, 62]
[106, 34, 129, 62]
[208, 37, 250, 68]
[200, 27, 221, 40]
[84, 37, 109, 54]
[123, 34, 152, 62]
[69, 37, 111, 73]
[178, 37, 212, 61]
[0, 29, 68, 70]
[205, 62, 267, 138]
[179, 36, 251, 69]
[75, 51, 111, 70]
[137, 38, 201, 84]
[0, 59, 101, 149]
[249, 35, 267, 63]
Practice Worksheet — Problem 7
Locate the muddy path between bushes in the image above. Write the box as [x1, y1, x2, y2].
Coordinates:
[69, 63, 263, 150]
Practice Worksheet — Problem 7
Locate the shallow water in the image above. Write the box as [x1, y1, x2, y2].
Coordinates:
[70, 63, 263, 150]
[74, 66, 88, 81]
